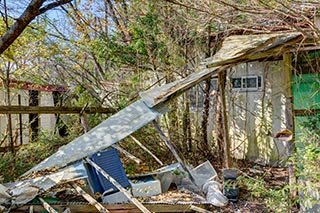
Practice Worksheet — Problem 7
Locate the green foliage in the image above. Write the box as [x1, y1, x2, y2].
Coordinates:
[237, 175, 293, 212]
[295, 114, 320, 209]
[0, 134, 70, 183]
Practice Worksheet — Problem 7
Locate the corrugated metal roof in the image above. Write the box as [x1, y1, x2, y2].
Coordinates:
[25, 100, 168, 174]
[140, 32, 303, 107]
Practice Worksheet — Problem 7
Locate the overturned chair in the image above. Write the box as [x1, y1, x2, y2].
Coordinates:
[84, 148, 131, 202]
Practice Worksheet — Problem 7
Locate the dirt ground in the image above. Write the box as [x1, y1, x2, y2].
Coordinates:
[206, 161, 299, 213]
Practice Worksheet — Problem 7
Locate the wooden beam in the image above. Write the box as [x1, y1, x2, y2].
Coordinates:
[0, 106, 116, 114]
[294, 109, 320, 116]
[189, 205, 212, 213]
[283, 52, 297, 199]
[84, 158, 151, 213]
[72, 183, 109, 213]
[218, 72, 231, 168]
[15, 203, 194, 213]
[38, 197, 58, 213]
[29, 205, 34, 213]
[112, 144, 142, 164]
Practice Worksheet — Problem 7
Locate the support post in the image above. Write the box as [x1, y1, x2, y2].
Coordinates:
[283, 53, 297, 198]
[18, 94, 23, 146]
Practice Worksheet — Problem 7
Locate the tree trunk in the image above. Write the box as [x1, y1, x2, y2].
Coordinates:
[215, 94, 224, 165]
[219, 72, 232, 168]
[201, 79, 211, 152]
[200, 25, 212, 154]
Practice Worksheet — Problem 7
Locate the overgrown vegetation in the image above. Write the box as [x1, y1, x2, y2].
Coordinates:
[0, 1, 320, 212]
[0, 133, 70, 183]
[295, 114, 320, 211]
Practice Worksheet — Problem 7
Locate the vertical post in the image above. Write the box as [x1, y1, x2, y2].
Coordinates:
[18, 94, 23, 146]
[218, 72, 231, 168]
[283, 53, 297, 198]
[5, 64, 14, 153]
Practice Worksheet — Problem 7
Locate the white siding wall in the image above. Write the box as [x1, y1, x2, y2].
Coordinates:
[0, 89, 29, 146]
[0, 89, 57, 146]
[39, 92, 56, 133]
[226, 61, 289, 165]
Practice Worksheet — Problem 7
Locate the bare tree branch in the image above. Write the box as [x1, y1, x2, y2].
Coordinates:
[0, 0, 72, 55]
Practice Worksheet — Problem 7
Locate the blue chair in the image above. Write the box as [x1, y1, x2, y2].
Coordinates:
[85, 148, 131, 195]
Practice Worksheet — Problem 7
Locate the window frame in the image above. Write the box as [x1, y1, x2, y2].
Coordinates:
[231, 75, 262, 92]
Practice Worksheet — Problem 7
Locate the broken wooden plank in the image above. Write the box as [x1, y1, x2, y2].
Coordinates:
[189, 205, 212, 213]
[38, 197, 58, 213]
[84, 158, 151, 213]
[62, 207, 71, 213]
[129, 135, 163, 165]
[15, 203, 194, 213]
[72, 183, 109, 213]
